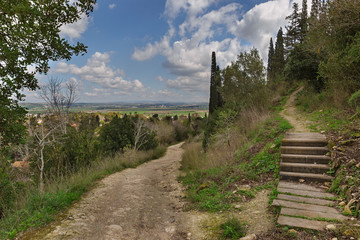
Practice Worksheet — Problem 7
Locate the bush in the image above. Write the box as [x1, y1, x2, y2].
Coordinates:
[154, 121, 176, 145]
[173, 121, 189, 142]
[348, 90, 360, 112]
[0, 168, 15, 218]
[99, 115, 134, 153]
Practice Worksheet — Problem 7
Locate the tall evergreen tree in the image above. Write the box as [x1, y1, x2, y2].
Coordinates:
[273, 28, 286, 77]
[285, 2, 301, 51]
[299, 0, 308, 42]
[267, 38, 275, 81]
[310, 0, 319, 18]
[209, 52, 222, 114]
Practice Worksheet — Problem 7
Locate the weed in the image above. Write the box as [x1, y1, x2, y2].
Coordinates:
[220, 218, 246, 239]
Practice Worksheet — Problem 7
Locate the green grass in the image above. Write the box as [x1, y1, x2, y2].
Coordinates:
[220, 218, 247, 239]
[281, 214, 341, 223]
[0, 146, 167, 240]
[180, 113, 292, 212]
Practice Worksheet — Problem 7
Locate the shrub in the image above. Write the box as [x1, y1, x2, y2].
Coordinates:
[0, 168, 15, 218]
[348, 90, 360, 112]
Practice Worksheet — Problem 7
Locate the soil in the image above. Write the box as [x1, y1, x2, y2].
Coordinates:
[280, 86, 312, 132]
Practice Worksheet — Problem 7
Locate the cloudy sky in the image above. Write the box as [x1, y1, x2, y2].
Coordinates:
[27, 0, 308, 103]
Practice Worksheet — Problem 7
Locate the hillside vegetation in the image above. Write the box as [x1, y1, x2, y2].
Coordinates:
[0, 109, 202, 239]
[179, 0, 360, 238]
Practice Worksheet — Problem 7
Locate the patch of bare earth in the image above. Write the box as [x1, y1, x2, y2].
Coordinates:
[184, 190, 274, 240]
[280, 87, 312, 132]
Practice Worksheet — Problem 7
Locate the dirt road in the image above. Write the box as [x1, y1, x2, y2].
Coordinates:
[21, 143, 188, 240]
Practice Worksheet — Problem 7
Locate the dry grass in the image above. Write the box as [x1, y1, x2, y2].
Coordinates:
[181, 108, 270, 171]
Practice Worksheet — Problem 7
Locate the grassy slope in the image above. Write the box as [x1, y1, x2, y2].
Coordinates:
[180, 113, 292, 213]
[296, 89, 360, 219]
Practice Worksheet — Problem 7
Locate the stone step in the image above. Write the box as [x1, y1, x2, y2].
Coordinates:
[280, 162, 330, 174]
[278, 181, 328, 193]
[277, 194, 335, 206]
[280, 171, 333, 183]
[281, 207, 348, 221]
[277, 215, 330, 231]
[277, 187, 336, 199]
[281, 146, 328, 155]
[284, 132, 326, 139]
[272, 199, 340, 214]
[282, 138, 327, 147]
[281, 154, 331, 164]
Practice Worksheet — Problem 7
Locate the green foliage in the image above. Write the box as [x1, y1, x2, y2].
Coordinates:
[267, 37, 275, 81]
[348, 89, 360, 112]
[99, 115, 135, 153]
[329, 170, 344, 195]
[284, 44, 323, 91]
[221, 48, 268, 111]
[0, 167, 15, 218]
[0, 99, 27, 147]
[273, 28, 286, 77]
[0, 0, 96, 146]
[181, 113, 291, 213]
[285, 2, 301, 50]
[58, 127, 100, 173]
[220, 218, 246, 239]
[209, 52, 222, 114]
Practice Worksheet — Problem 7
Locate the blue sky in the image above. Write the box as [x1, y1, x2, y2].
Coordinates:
[27, 0, 308, 103]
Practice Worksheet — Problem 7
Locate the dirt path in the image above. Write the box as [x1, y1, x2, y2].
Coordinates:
[20, 143, 188, 240]
[280, 87, 311, 132]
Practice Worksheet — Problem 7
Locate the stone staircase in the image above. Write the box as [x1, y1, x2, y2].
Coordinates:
[279, 132, 333, 182]
[273, 132, 349, 231]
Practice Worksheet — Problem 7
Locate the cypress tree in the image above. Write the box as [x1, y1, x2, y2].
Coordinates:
[267, 38, 275, 81]
[209, 52, 222, 114]
[215, 65, 222, 108]
[273, 28, 285, 77]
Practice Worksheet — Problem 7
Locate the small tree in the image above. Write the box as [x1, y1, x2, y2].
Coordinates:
[0, 0, 96, 147]
[28, 117, 59, 192]
[39, 78, 78, 134]
[133, 118, 157, 151]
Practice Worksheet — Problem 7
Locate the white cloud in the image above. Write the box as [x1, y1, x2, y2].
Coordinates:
[132, 24, 175, 61]
[55, 52, 145, 92]
[157, 76, 165, 82]
[109, 3, 116, 9]
[165, 0, 218, 18]
[133, 0, 301, 95]
[60, 13, 91, 40]
[84, 92, 97, 97]
[230, 0, 293, 60]
[133, 3, 244, 94]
